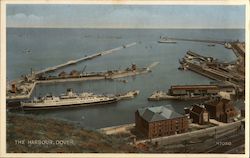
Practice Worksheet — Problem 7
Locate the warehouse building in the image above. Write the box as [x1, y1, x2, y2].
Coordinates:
[205, 98, 237, 123]
[168, 85, 219, 96]
[135, 105, 189, 139]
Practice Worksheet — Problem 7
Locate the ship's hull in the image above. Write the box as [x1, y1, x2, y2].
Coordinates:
[21, 98, 117, 110]
[37, 68, 148, 81]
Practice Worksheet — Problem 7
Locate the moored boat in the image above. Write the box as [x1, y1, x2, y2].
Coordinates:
[20, 89, 117, 110]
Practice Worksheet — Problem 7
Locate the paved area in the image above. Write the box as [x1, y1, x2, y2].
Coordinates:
[209, 119, 227, 126]
[99, 123, 135, 135]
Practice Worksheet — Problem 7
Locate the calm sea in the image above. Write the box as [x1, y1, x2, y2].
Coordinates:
[7, 28, 244, 129]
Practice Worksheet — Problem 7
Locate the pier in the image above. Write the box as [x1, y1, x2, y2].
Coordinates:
[148, 84, 236, 101]
[35, 42, 137, 75]
[230, 42, 245, 58]
[166, 37, 227, 45]
[36, 62, 159, 83]
[179, 48, 245, 93]
[148, 91, 212, 101]
[230, 42, 245, 75]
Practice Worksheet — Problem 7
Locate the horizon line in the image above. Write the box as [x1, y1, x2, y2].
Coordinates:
[6, 26, 245, 29]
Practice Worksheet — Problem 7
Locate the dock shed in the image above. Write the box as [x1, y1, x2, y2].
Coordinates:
[168, 85, 219, 96]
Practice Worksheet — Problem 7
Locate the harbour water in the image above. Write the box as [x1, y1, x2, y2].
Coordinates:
[7, 28, 244, 129]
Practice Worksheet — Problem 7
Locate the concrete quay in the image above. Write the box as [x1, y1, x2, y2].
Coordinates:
[7, 62, 158, 101]
[148, 91, 210, 101]
[7, 82, 37, 100]
[36, 62, 159, 83]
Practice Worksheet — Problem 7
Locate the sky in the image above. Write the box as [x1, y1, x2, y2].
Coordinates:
[6, 4, 245, 29]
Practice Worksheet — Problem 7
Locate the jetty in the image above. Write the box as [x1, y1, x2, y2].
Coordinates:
[148, 84, 236, 101]
[36, 62, 159, 83]
[165, 37, 227, 45]
[35, 42, 137, 75]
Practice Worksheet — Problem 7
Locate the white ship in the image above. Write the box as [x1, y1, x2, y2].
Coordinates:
[158, 36, 177, 44]
[20, 89, 117, 110]
[158, 40, 177, 43]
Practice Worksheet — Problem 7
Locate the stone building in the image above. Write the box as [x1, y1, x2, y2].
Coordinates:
[135, 105, 189, 139]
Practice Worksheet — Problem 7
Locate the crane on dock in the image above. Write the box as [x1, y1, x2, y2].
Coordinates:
[81, 65, 87, 74]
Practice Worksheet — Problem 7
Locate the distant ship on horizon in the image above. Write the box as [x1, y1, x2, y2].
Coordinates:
[158, 36, 177, 44]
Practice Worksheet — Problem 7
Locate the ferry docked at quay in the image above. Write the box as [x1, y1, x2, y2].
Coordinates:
[20, 89, 118, 110]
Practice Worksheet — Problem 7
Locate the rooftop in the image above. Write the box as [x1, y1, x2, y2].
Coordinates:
[171, 85, 218, 90]
[190, 104, 206, 115]
[205, 98, 232, 107]
[137, 105, 184, 122]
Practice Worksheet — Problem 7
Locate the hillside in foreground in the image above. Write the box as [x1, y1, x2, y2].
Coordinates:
[6, 113, 136, 153]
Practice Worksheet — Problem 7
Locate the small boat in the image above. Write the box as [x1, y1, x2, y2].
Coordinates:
[116, 90, 140, 100]
[207, 44, 215, 47]
[22, 48, 32, 54]
[224, 42, 232, 49]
